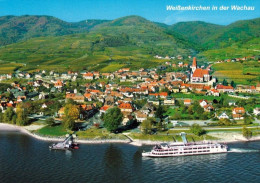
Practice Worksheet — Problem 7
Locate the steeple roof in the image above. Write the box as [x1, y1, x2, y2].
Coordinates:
[192, 57, 197, 67]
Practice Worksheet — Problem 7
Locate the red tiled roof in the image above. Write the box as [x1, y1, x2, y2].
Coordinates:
[211, 89, 219, 93]
[80, 104, 93, 111]
[84, 93, 91, 98]
[66, 93, 75, 98]
[100, 105, 110, 111]
[216, 85, 234, 90]
[83, 73, 93, 77]
[251, 86, 256, 90]
[203, 86, 211, 90]
[199, 99, 208, 103]
[159, 92, 168, 97]
[55, 80, 63, 86]
[184, 99, 191, 103]
[119, 103, 133, 109]
[6, 103, 14, 107]
[233, 107, 245, 114]
[192, 68, 209, 78]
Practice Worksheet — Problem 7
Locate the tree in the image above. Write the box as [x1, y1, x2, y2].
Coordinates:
[134, 99, 147, 109]
[64, 104, 79, 121]
[172, 111, 181, 120]
[187, 105, 193, 115]
[222, 79, 228, 86]
[212, 82, 216, 88]
[3, 107, 15, 123]
[218, 118, 233, 126]
[63, 116, 75, 130]
[16, 104, 29, 126]
[11, 115, 17, 125]
[190, 123, 206, 136]
[155, 104, 164, 120]
[141, 119, 152, 134]
[243, 114, 253, 125]
[192, 101, 204, 115]
[96, 101, 103, 108]
[230, 80, 236, 88]
[157, 121, 163, 132]
[66, 98, 76, 105]
[0, 112, 3, 122]
[46, 117, 55, 126]
[201, 112, 209, 120]
[62, 104, 79, 130]
[103, 107, 123, 132]
[242, 126, 252, 140]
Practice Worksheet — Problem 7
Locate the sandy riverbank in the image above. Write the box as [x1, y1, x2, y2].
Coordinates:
[1, 123, 260, 146]
[0, 123, 131, 144]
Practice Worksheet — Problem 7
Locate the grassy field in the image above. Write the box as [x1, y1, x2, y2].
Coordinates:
[212, 61, 260, 85]
[165, 108, 191, 119]
[129, 133, 217, 142]
[36, 125, 69, 136]
[76, 128, 127, 140]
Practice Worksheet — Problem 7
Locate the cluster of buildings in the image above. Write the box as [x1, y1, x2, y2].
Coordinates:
[217, 107, 246, 120]
[0, 57, 259, 125]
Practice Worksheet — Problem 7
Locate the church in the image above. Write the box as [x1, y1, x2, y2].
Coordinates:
[190, 57, 210, 83]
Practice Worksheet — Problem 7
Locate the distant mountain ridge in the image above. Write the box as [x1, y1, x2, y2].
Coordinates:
[0, 15, 258, 72]
[0, 15, 259, 49]
[171, 18, 260, 49]
[0, 15, 195, 72]
[0, 15, 109, 46]
[170, 21, 224, 46]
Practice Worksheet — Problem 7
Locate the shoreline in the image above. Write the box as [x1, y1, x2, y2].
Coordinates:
[0, 123, 260, 146]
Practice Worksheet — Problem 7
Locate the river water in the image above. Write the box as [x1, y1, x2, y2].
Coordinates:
[0, 131, 259, 183]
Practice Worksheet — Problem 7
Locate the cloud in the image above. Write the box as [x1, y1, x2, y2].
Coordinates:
[163, 11, 184, 24]
[164, 11, 208, 24]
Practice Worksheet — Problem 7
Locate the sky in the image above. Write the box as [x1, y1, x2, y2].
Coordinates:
[0, 0, 259, 25]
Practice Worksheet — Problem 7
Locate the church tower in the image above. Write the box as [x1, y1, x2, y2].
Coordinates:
[191, 57, 197, 73]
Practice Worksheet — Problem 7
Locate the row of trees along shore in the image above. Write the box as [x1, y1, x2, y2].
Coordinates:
[0, 103, 254, 141]
[0, 104, 29, 126]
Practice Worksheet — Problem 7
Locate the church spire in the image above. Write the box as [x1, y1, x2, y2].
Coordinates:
[191, 57, 197, 73]
[192, 57, 197, 67]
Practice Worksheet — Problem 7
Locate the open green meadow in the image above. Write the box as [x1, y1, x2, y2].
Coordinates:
[76, 128, 128, 140]
[35, 125, 69, 136]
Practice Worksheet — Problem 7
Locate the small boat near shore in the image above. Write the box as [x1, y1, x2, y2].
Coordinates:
[142, 132, 228, 157]
[49, 134, 79, 150]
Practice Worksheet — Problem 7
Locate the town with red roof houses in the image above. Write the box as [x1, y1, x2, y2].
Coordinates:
[0, 56, 259, 133]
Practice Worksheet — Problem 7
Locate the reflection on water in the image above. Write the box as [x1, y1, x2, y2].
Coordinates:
[103, 144, 126, 182]
[0, 132, 260, 183]
[149, 153, 227, 166]
[65, 150, 72, 158]
[133, 149, 142, 171]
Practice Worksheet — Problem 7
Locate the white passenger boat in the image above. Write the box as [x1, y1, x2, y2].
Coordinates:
[142, 132, 228, 157]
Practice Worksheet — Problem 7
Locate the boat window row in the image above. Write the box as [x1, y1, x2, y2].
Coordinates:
[152, 149, 211, 155]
